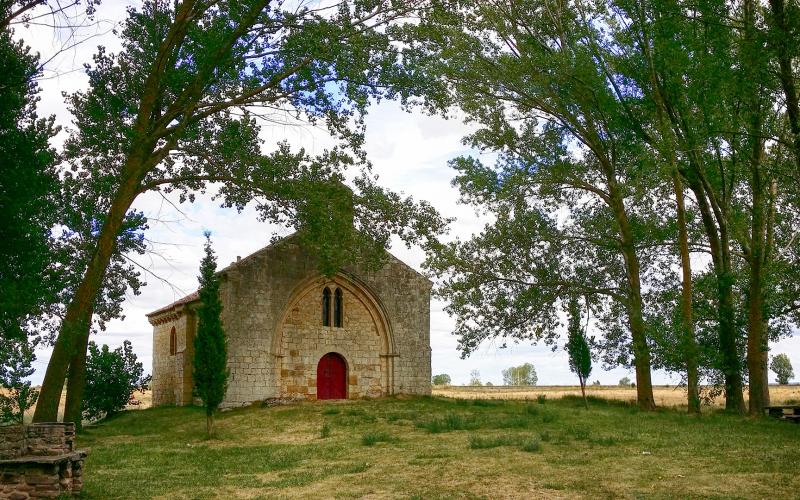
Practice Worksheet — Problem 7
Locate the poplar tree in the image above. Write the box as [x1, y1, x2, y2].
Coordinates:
[566, 297, 592, 409]
[193, 233, 228, 438]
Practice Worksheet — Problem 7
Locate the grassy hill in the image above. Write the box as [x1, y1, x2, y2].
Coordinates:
[78, 396, 799, 498]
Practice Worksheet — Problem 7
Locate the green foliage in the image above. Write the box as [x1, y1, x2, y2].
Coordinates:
[619, 377, 632, 387]
[193, 234, 229, 424]
[431, 373, 451, 386]
[770, 354, 794, 385]
[0, 32, 58, 345]
[502, 363, 537, 386]
[536, 395, 547, 405]
[82, 340, 144, 421]
[0, 338, 39, 424]
[566, 297, 592, 388]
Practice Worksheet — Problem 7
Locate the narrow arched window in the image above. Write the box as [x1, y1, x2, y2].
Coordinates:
[322, 287, 331, 326]
[169, 327, 177, 356]
[334, 288, 343, 327]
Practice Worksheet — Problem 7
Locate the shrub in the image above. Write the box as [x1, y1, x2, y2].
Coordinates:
[618, 377, 631, 386]
[536, 394, 547, 404]
[82, 340, 145, 422]
[0, 339, 39, 424]
[432, 374, 452, 386]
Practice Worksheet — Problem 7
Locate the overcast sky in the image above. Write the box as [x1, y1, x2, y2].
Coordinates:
[16, 0, 799, 387]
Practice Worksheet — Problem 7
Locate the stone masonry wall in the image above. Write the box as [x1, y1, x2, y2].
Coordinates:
[151, 312, 192, 406]
[0, 423, 87, 499]
[355, 259, 432, 396]
[279, 282, 384, 399]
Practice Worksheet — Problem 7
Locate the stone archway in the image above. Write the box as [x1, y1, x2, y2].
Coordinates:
[273, 272, 396, 399]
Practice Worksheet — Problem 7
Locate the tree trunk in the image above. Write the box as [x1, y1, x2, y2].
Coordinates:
[746, 166, 768, 416]
[207, 413, 214, 438]
[33, 163, 147, 424]
[718, 245, 745, 413]
[743, 0, 770, 416]
[608, 181, 656, 410]
[63, 330, 90, 427]
[673, 171, 700, 414]
[767, 0, 800, 169]
[579, 376, 588, 409]
[681, 170, 745, 413]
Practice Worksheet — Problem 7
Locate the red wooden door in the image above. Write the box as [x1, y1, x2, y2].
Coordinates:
[317, 353, 347, 400]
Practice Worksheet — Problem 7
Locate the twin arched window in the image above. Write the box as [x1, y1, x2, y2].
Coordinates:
[322, 287, 343, 327]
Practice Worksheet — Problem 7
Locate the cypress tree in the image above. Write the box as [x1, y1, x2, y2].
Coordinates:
[193, 232, 228, 437]
[566, 297, 592, 409]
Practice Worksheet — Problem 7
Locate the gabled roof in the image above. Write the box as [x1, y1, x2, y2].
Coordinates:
[146, 232, 430, 319]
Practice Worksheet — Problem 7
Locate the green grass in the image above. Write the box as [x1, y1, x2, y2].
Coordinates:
[361, 431, 397, 446]
[76, 396, 800, 498]
[468, 433, 518, 449]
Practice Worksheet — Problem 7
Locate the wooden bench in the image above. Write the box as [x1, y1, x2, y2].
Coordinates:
[764, 405, 800, 422]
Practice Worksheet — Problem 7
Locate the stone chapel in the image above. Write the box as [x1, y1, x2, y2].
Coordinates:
[146, 234, 432, 407]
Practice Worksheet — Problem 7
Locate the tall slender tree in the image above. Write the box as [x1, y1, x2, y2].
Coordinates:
[566, 297, 592, 409]
[193, 233, 228, 438]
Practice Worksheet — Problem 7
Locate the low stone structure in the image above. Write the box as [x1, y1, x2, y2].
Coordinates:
[0, 423, 88, 498]
[148, 234, 432, 407]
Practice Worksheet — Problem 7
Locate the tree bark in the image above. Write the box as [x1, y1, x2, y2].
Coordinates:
[743, 0, 770, 416]
[767, 0, 800, 169]
[33, 161, 148, 424]
[681, 169, 745, 413]
[579, 376, 588, 409]
[608, 178, 656, 410]
[745, 158, 769, 416]
[673, 171, 700, 414]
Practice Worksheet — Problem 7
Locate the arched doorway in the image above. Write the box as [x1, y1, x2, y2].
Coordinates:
[317, 353, 347, 399]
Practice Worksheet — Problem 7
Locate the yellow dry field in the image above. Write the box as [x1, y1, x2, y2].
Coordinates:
[433, 384, 800, 408]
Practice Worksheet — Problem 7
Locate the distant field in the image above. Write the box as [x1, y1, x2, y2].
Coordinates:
[433, 385, 800, 408]
[16, 384, 799, 420]
[77, 395, 800, 498]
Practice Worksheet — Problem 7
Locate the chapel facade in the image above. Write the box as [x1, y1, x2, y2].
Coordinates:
[146, 235, 432, 407]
